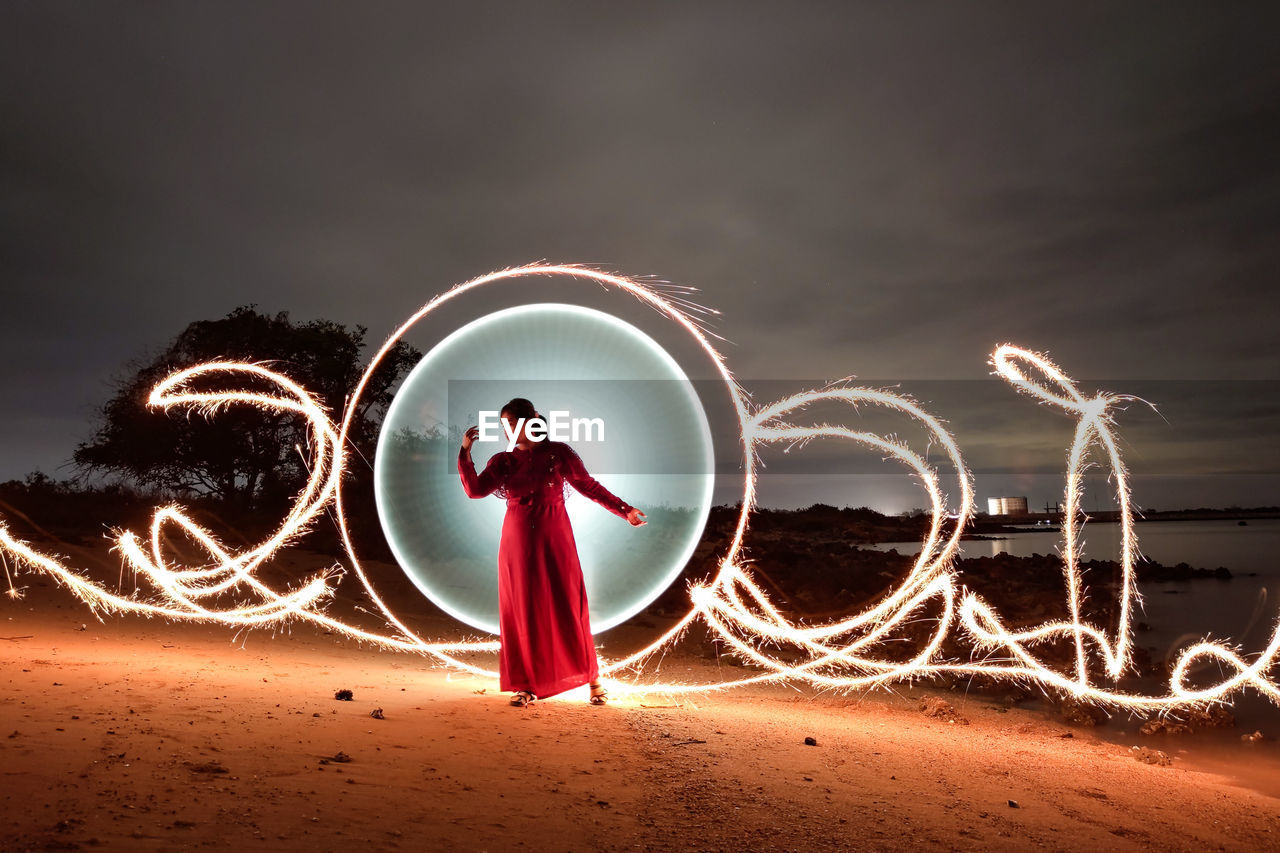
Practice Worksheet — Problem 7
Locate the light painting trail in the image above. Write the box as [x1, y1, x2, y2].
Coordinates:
[1, 263, 1278, 713]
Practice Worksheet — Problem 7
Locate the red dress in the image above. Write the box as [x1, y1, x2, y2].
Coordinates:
[458, 439, 633, 698]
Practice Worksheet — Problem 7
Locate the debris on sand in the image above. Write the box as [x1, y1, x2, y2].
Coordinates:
[919, 698, 969, 724]
[184, 761, 229, 774]
[370, 708, 384, 720]
[1131, 746, 1173, 766]
[1242, 730, 1265, 743]
[334, 689, 353, 701]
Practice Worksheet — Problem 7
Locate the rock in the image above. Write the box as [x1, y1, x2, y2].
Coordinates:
[920, 698, 956, 718]
[1140, 705, 1234, 735]
[370, 708, 384, 720]
[1139, 718, 1191, 736]
[1131, 746, 1172, 766]
[1056, 696, 1106, 727]
[919, 697, 970, 725]
[803, 736, 818, 746]
[1185, 704, 1235, 729]
[1242, 731, 1264, 743]
[334, 689, 353, 701]
[331, 751, 352, 763]
[1007, 800, 1019, 808]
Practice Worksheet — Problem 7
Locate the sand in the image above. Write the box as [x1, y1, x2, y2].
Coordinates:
[3, 557, 1280, 852]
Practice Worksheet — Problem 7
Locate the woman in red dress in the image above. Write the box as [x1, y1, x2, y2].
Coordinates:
[458, 397, 646, 707]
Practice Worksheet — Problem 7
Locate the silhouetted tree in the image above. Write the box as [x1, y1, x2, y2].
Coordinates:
[74, 306, 420, 513]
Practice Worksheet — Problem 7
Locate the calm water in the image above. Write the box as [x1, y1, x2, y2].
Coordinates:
[873, 519, 1280, 648]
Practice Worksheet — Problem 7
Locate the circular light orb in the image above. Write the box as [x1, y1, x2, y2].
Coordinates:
[374, 303, 715, 634]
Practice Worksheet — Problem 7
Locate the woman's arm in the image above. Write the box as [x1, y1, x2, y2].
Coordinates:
[558, 444, 633, 521]
[458, 445, 507, 498]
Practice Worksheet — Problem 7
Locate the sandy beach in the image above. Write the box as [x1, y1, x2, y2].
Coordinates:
[4, 549, 1280, 853]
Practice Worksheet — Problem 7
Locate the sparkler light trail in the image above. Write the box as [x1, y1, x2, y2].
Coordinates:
[1, 263, 1278, 712]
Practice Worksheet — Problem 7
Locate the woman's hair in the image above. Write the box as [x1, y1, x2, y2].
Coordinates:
[500, 397, 541, 422]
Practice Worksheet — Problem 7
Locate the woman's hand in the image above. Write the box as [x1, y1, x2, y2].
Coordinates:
[626, 507, 647, 527]
[462, 425, 479, 452]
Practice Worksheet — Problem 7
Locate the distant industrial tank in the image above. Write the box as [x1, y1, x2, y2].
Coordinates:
[986, 496, 1029, 516]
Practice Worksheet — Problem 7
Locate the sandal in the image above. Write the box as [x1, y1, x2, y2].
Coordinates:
[589, 682, 608, 705]
[510, 690, 536, 707]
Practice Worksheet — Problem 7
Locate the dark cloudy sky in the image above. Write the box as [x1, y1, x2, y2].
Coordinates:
[2, 2, 1278, 511]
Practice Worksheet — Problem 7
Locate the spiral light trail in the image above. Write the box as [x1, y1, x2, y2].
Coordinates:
[1, 264, 1276, 712]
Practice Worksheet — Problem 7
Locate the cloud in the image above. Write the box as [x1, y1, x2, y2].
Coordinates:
[0, 2, 1277, 507]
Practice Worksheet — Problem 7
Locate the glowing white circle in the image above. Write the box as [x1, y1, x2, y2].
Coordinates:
[374, 303, 715, 634]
